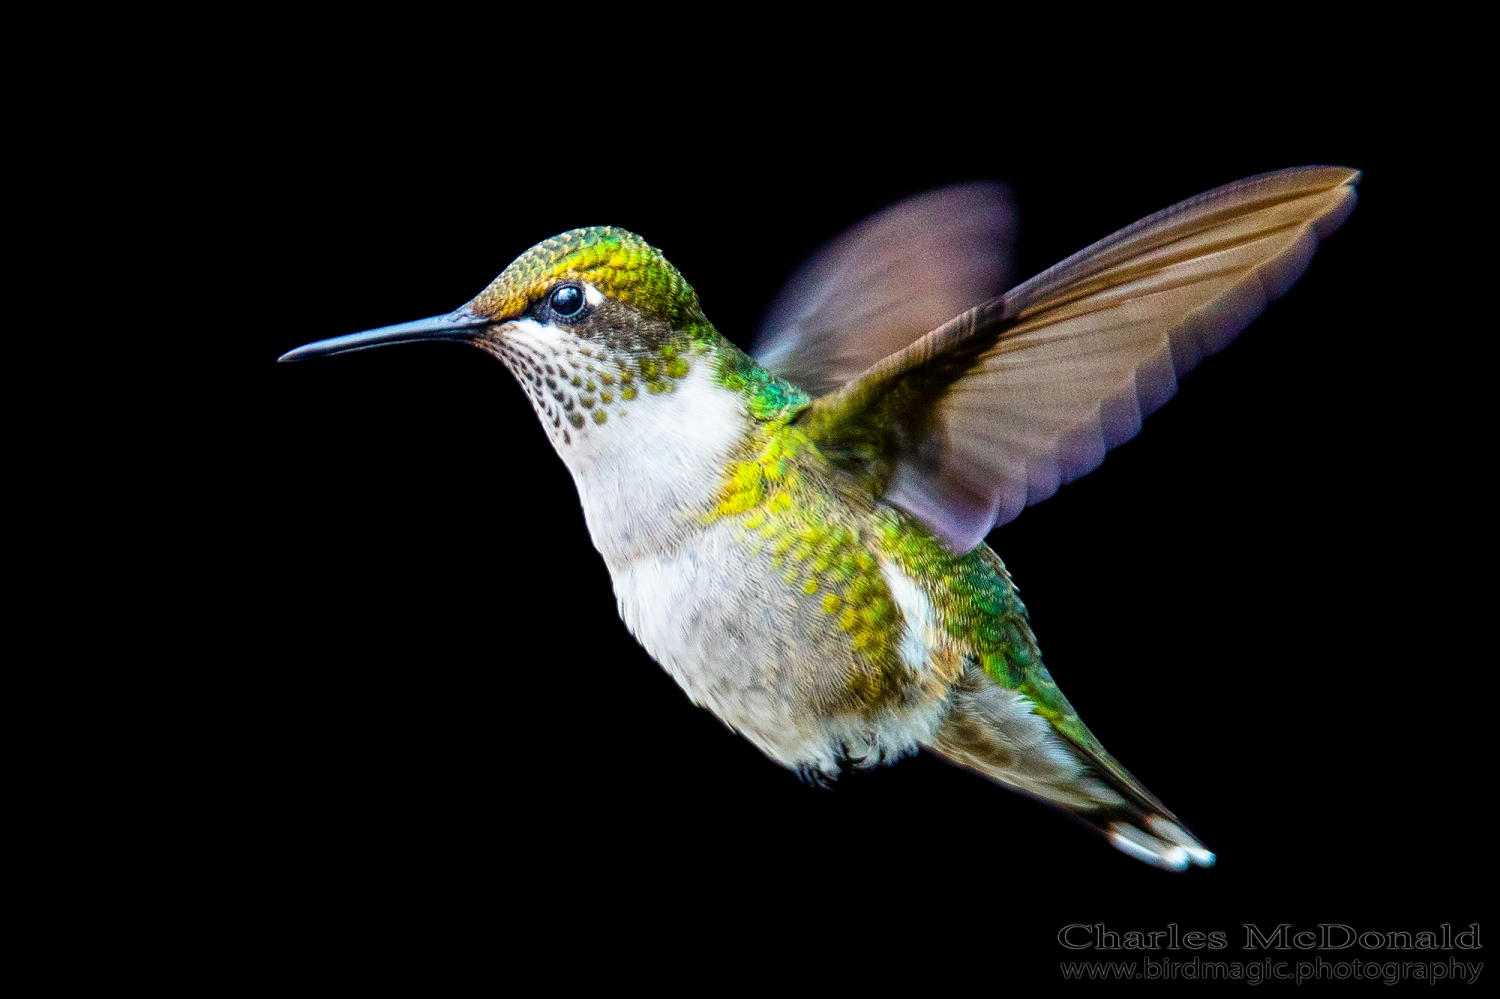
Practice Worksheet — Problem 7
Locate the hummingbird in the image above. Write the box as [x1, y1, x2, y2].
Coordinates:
[281, 166, 1359, 869]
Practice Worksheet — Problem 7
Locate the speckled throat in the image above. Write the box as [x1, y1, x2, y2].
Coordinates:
[475, 308, 695, 448]
[477, 313, 761, 572]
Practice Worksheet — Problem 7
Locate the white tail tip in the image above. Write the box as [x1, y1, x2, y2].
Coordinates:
[1109, 819, 1216, 871]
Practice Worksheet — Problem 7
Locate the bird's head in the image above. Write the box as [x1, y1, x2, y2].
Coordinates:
[281, 226, 709, 365]
[280, 227, 727, 442]
[470, 226, 706, 339]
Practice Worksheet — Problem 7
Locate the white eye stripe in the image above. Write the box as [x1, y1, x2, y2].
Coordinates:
[583, 283, 605, 307]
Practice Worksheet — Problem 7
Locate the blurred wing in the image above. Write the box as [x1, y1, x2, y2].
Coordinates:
[802, 166, 1361, 552]
[752, 183, 1017, 396]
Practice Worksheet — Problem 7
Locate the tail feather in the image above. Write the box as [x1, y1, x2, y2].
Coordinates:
[926, 672, 1214, 871]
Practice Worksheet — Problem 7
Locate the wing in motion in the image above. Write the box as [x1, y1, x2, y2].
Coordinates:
[779, 166, 1360, 552]
[753, 182, 1017, 397]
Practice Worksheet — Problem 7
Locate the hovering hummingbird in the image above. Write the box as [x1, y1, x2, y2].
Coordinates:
[282, 166, 1359, 869]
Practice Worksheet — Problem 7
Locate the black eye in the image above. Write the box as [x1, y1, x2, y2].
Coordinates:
[549, 285, 585, 318]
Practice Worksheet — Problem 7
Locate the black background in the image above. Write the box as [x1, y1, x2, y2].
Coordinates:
[42, 24, 1486, 991]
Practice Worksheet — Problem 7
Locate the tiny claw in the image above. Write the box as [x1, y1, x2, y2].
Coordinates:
[795, 763, 834, 790]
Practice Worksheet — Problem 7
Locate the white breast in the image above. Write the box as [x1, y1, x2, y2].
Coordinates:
[494, 318, 746, 570]
[566, 362, 745, 570]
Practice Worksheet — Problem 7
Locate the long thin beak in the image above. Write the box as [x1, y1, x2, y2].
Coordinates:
[277, 309, 493, 362]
